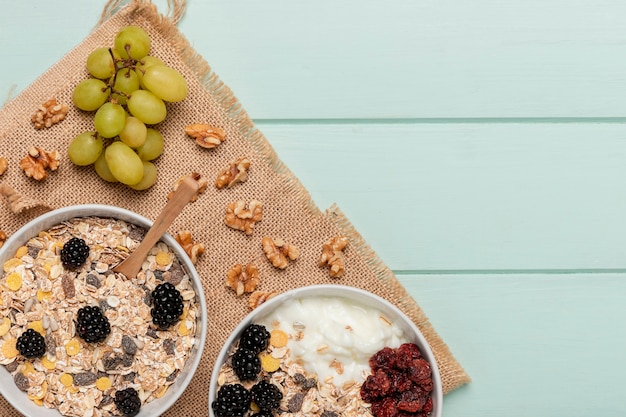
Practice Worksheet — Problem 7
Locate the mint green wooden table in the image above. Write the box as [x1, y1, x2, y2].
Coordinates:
[2, 1, 626, 415]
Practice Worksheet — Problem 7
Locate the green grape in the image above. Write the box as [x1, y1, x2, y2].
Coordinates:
[142, 65, 188, 102]
[114, 25, 150, 60]
[86, 47, 115, 80]
[68, 131, 103, 166]
[72, 79, 109, 111]
[136, 55, 165, 88]
[94, 152, 118, 182]
[111, 68, 140, 105]
[128, 161, 157, 190]
[135, 128, 164, 161]
[94, 102, 126, 138]
[104, 141, 144, 185]
[127, 90, 166, 125]
[119, 116, 147, 148]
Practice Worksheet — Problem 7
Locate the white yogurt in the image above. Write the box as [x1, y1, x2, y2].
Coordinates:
[256, 295, 406, 386]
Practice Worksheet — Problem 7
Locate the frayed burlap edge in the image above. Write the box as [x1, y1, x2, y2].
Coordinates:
[325, 205, 471, 393]
[96, 0, 470, 393]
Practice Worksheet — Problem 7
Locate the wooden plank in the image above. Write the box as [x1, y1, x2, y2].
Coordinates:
[3, 1, 626, 118]
[399, 273, 626, 416]
[261, 122, 626, 271]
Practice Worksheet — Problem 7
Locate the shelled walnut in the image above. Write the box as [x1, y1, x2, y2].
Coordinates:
[319, 236, 349, 278]
[19, 147, 60, 180]
[168, 173, 207, 202]
[225, 263, 260, 296]
[248, 290, 278, 310]
[215, 157, 250, 189]
[224, 200, 263, 235]
[175, 230, 205, 265]
[0, 157, 7, 176]
[184, 123, 226, 149]
[31, 98, 68, 129]
[0, 231, 6, 249]
[262, 237, 299, 269]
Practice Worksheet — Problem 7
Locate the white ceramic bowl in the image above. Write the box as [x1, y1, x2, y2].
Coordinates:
[209, 284, 442, 417]
[0, 204, 207, 417]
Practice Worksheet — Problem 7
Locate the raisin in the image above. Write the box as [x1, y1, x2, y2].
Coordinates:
[121, 335, 137, 356]
[128, 226, 146, 242]
[166, 369, 180, 382]
[74, 372, 97, 386]
[99, 299, 113, 312]
[123, 372, 137, 382]
[103, 352, 122, 371]
[99, 395, 114, 407]
[45, 333, 57, 354]
[61, 273, 75, 299]
[27, 245, 40, 258]
[165, 264, 184, 286]
[163, 338, 176, 355]
[288, 393, 305, 412]
[5, 361, 19, 373]
[86, 273, 101, 288]
[14, 372, 29, 391]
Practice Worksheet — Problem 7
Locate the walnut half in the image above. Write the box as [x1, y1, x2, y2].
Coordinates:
[225, 263, 260, 296]
[31, 98, 68, 129]
[175, 230, 205, 265]
[185, 123, 226, 149]
[248, 290, 278, 310]
[0, 231, 6, 249]
[319, 236, 349, 278]
[262, 237, 299, 269]
[225, 200, 263, 235]
[20, 147, 60, 180]
[215, 157, 250, 189]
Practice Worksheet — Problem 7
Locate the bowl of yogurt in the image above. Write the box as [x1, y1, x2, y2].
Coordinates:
[209, 284, 442, 417]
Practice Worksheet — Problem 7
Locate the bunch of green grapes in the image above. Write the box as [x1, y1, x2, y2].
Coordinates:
[68, 25, 188, 190]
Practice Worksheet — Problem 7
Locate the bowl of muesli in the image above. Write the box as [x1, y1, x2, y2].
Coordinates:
[209, 284, 442, 417]
[0, 204, 207, 417]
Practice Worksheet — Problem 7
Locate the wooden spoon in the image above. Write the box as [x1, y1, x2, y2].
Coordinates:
[113, 175, 199, 279]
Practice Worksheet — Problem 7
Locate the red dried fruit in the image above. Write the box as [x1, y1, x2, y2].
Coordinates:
[371, 397, 399, 417]
[360, 343, 434, 417]
[370, 346, 397, 371]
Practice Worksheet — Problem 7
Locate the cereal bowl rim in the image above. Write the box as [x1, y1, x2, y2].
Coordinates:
[208, 284, 442, 417]
[0, 204, 208, 417]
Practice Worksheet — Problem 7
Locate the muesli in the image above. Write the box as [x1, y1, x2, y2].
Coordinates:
[0, 216, 199, 417]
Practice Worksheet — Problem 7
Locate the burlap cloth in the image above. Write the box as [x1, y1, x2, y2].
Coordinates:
[0, 1, 470, 415]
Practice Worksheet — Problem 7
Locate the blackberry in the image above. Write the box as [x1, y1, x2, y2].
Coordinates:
[251, 380, 283, 411]
[16, 329, 46, 359]
[60, 237, 90, 269]
[114, 387, 141, 417]
[76, 306, 111, 343]
[232, 348, 261, 381]
[239, 324, 270, 353]
[150, 282, 183, 328]
[211, 383, 251, 417]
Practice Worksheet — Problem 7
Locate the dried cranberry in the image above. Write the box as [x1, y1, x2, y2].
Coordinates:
[370, 347, 397, 371]
[406, 358, 432, 385]
[396, 390, 425, 412]
[371, 397, 399, 417]
[360, 343, 434, 417]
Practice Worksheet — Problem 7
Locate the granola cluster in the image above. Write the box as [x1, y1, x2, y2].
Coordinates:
[0, 217, 199, 417]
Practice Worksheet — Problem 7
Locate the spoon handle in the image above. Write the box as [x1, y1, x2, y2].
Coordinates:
[113, 176, 199, 278]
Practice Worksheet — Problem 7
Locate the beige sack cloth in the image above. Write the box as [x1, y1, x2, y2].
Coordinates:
[0, 1, 470, 415]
